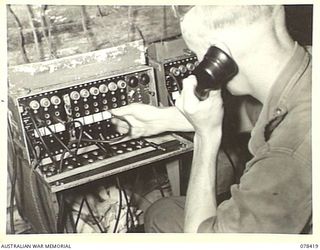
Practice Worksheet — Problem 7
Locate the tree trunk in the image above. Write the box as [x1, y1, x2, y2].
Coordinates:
[7, 5, 30, 64]
[40, 5, 56, 59]
[96, 5, 104, 17]
[80, 6, 97, 50]
[26, 5, 42, 60]
[162, 6, 168, 40]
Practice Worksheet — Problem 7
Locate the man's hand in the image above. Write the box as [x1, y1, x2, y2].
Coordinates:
[110, 103, 194, 139]
[110, 103, 164, 138]
[175, 75, 224, 137]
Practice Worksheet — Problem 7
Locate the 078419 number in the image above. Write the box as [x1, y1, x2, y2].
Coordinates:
[300, 244, 319, 248]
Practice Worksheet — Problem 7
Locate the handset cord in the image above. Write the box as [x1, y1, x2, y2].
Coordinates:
[79, 114, 132, 145]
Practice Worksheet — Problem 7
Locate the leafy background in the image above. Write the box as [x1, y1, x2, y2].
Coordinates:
[7, 5, 181, 66]
[7, 5, 312, 66]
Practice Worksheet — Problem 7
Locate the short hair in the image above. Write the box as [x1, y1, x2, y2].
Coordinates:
[181, 5, 283, 44]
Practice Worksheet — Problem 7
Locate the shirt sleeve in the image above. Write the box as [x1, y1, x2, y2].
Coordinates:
[212, 152, 312, 233]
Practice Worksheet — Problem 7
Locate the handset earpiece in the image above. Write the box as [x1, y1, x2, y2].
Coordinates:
[193, 46, 238, 100]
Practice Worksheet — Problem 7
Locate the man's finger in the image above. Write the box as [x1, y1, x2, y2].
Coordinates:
[110, 103, 139, 116]
[180, 75, 199, 110]
[110, 118, 130, 134]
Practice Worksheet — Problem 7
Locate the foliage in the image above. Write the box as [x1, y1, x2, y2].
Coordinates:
[7, 5, 181, 66]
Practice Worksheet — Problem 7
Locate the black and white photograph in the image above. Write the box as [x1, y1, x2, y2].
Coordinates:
[3, 2, 318, 246]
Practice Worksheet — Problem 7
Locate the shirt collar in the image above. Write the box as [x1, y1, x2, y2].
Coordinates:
[248, 42, 311, 153]
[265, 42, 310, 118]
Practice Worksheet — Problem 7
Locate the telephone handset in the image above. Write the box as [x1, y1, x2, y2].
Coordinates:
[193, 46, 238, 100]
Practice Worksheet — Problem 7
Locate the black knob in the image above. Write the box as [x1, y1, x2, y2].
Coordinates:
[128, 76, 139, 88]
[140, 74, 150, 85]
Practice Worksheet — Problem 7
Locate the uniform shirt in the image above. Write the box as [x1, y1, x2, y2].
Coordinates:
[213, 43, 312, 233]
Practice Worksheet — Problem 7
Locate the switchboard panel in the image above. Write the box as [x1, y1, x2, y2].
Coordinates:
[148, 38, 198, 106]
[16, 66, 157, 164]
[8, 41, 193, 193]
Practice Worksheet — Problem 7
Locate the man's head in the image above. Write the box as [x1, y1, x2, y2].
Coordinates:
[179, 5, 294, 99]
[180, 5, 282, 58]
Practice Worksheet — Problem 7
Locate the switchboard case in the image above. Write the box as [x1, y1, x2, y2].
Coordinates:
[8, 40, 193, 233]
[148, 38, 198, 106]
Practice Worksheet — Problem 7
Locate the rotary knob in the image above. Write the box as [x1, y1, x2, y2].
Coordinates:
[128, 76, 139, 88]
[40, 98, 51, 108]
[108, 82, 118, 92]
[70, 91, 80, 101]
[80, 89, 90, 98]
[186, 63, 195, 71]
[140, 73, 150, 85]
[99, 84, 108, 93]
[117, 80, 127, 89]
[170, 67, 180, 76]
[179, 65, 187, 74]
[29, 100, 40, 110]
[89, 86, 99, 95]
[50, 96, 61, 105]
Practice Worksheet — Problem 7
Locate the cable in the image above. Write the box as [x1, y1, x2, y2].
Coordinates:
[46, 120, 85, 171]
[122, 188, 135, 232]
[65, 120, 84, 155]
[57, 121, 84, 173]
[28, 114, 58, 168]
[25, 132, 40, 163]
[81, 131, 109, 153]
[74, 197, 85, 232]
[26, 114, 60, 233]
[44, 124, 74, 156]
[69, 115, 132, 146]
[20, 116, 50, 233]
[67, 206, 77, 233]
[165, 72, 182, 106]
[84, 197, 105, 233]
[58, 149, 67, 173]
[113, 177, 123, 233]
[30, 116, 86, 174]
[98, 133, 114, 156]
